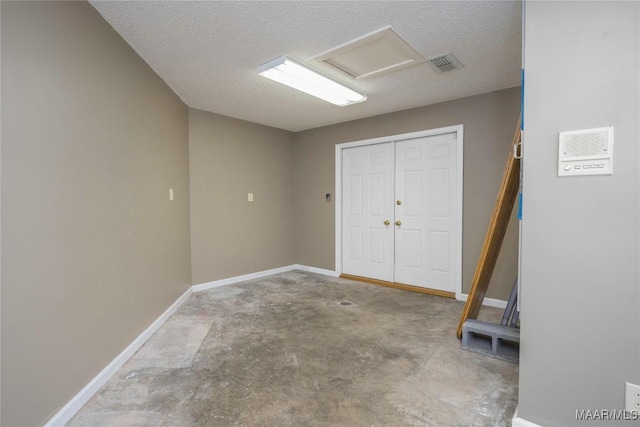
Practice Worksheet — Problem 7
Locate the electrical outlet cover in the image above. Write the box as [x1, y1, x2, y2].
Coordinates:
[625, 382, 640, 412]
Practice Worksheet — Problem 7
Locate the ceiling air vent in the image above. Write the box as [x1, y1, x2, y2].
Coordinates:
[428, 52, 464, 73]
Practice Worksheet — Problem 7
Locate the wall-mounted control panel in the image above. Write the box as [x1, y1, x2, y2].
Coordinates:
[558, 127, 613, 176]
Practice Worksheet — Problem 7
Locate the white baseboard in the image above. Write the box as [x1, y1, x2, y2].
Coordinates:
[292, 264, 339, 277]
[192, 264, 339, 292]
[44, 286, 193, 427]
[456, 292, 508, 309]
[192, 265, 298, 292]
[512, 406, 543, 427]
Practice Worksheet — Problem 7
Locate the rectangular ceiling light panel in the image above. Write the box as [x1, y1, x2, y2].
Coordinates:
[312, 26, 425, 80]
[257, 56, 367, 107]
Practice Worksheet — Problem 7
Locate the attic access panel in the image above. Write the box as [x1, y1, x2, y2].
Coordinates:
[311, 26, 425, 80]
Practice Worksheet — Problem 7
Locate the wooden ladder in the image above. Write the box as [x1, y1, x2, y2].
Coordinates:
[456, 118, 522, 339]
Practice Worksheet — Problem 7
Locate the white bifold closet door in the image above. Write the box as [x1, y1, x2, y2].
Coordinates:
[342, 132, 457, 293]
[342, 143, 395, 282]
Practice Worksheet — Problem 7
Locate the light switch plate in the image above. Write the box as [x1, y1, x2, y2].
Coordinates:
[248, 193, 254, 202]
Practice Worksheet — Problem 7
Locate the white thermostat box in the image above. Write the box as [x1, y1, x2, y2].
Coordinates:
[558, 127, 613, 176]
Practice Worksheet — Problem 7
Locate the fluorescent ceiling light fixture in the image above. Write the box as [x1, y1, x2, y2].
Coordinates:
[258, 56, 367, 107]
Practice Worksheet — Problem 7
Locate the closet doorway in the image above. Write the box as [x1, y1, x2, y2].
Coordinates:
[335, 126, 463, 296]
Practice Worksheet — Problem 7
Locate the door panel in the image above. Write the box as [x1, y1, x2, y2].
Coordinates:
[395, 133, 457, 291]
[347, 226, 362, 261]
[342, 143, 394, 282]
[429, 168, 449, 218]
[429, 230, 449, 272]
[348, 175, 362, 215]
[402, 229, 421, 268]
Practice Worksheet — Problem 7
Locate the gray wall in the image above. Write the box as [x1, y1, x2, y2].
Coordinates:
[519, 1, 639, 425]
[294, 88, 521, 300]
[1, 2, 192, 426]
[189, 109, 295, 285]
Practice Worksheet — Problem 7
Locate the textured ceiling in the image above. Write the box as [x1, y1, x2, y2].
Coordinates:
[89, 1, 522, 132]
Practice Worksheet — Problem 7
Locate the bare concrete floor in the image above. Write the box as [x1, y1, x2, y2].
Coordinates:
[68, 271, 518, 426]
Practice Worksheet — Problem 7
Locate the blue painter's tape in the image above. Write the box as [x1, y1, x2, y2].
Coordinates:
[517, 192, 523, 220]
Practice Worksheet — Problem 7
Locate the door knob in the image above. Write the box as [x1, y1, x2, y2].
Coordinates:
[395, 220, 402, 226]
[396, 200, 402, 205]
[384, 220, 390, 225]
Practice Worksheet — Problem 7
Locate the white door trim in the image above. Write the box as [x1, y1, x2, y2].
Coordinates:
[335, 125, 464, 297]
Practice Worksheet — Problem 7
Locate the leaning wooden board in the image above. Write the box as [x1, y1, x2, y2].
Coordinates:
[456, 119, 522, 339]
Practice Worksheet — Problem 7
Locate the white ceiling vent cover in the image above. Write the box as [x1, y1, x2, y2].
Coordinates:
[311, 26, 425, 80]
[428, 52, 464, 73]
[558, 127, 614, 176]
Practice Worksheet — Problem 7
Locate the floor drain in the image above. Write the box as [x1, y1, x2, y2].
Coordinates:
[339, 301, 352, 306]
